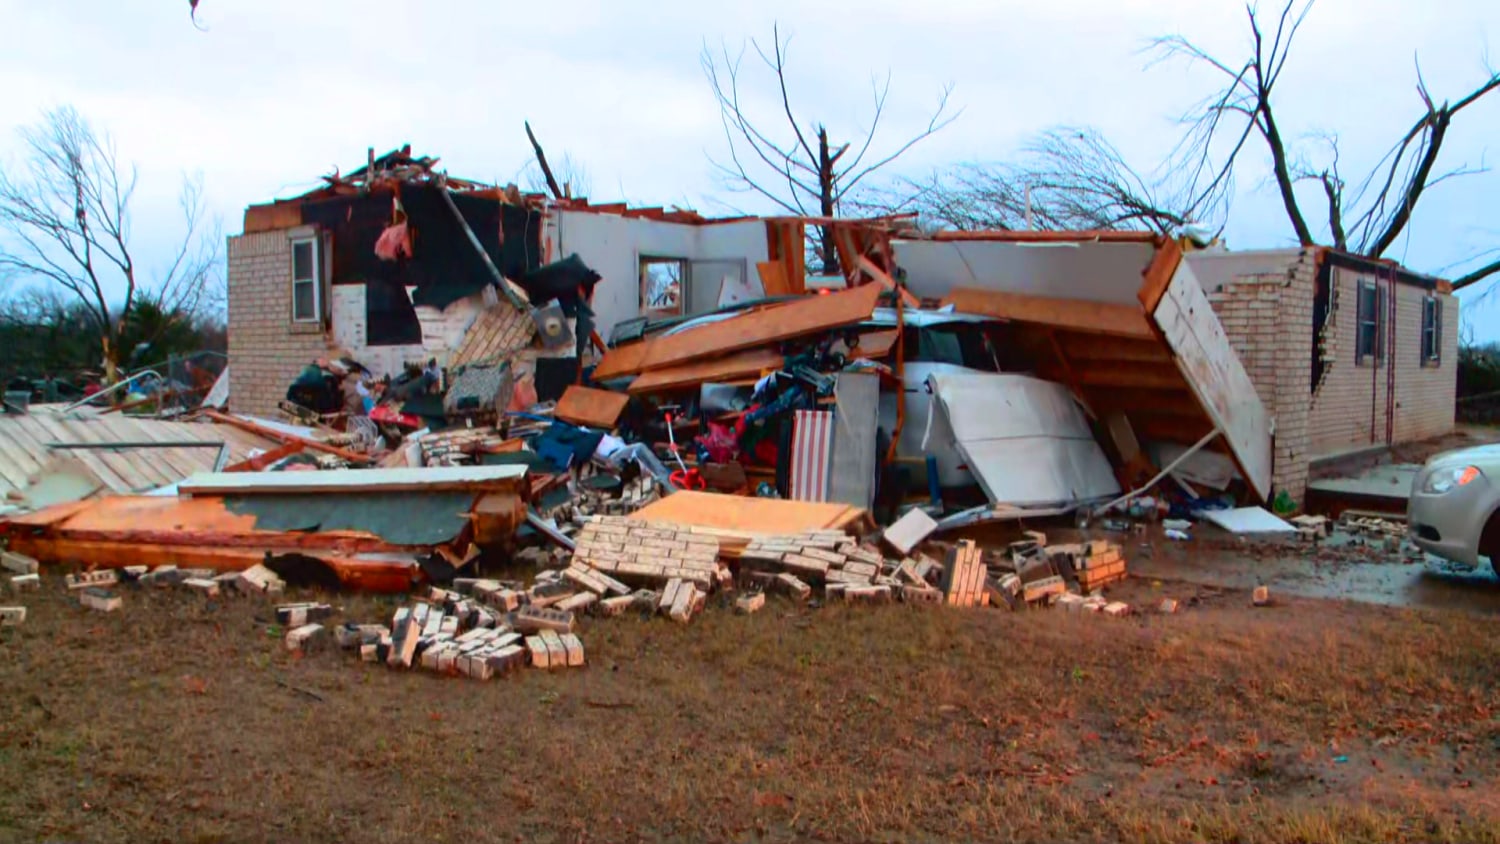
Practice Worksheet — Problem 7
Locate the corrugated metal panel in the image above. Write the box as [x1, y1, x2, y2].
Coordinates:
[0, 408, 281, 506]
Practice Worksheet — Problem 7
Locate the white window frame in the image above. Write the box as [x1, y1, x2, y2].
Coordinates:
[1355, 279, 1384, 367]
[290, 235, 322, 324]
[1421, 294, 1442, 366]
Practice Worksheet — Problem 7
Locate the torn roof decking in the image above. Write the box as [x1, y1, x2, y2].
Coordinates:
[939, 238, 1273, 501]
[595, 282, 884, 380]
[0, 409, 281, 503]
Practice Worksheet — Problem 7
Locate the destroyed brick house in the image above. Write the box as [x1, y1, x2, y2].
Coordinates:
[223, 148, 1457, 514]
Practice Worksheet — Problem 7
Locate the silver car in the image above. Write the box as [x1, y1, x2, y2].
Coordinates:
[1408, 445, 1500, 572]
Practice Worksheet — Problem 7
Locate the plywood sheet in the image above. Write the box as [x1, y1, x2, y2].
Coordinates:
[553, 385, 630, 429]
[593, 283, 882, 379]
[944, 288, 1153, 340]
[626, 347, 784, 394]
[630, 490, 865, 537]
[1146, 255, 1272, 500]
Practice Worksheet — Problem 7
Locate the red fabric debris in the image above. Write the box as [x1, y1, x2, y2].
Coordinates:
[374, 221, 412, 261]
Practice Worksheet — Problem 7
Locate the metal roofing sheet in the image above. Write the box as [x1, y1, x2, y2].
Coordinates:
[0, 408, 282, 506]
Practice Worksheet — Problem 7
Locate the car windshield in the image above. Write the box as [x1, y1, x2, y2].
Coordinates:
[905, 323, 999, 371]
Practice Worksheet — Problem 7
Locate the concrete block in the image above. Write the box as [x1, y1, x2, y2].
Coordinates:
[556, 592, 598, 614]
[735, 592, 766, 614]
[774, 573, 812, 601]
[387, 615, 421, 668]
[65, 570, 118, 591]
[509, 605, 576, 634]
[80, 587, 121, 612]
[276, 603, 333, 627]
[285, 623, 325, 651]
[182, 578, 221, 598]
[558, 633, 585, 667]
[525, 635, 551, 668]
[597, 595, 635, 617]
[667, 582, 703, 623]
[899, 582, 942, 605]
[1, 551, 39, 575]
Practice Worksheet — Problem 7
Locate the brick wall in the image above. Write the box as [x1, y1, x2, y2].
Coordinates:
[226, 230, 332, 417]
[1205, 248, 1317, 504]
[1306, 265, 1457, 455]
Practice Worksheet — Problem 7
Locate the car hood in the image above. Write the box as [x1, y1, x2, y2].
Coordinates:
[1424, 443, 1500, 472]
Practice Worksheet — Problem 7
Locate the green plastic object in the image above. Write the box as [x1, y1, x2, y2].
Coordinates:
[1272, 489, 1297, 516]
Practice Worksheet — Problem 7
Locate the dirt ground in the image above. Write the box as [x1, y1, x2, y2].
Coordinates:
[5, 571, 1500, 844]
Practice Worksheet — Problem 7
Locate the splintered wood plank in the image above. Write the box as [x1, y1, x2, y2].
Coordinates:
[593, 283, 882, 379]
[553, 386, 629, 429]
[627, 347, 785, 394]
[756, 261, 792, 297]
[943, 288, 1154, 340]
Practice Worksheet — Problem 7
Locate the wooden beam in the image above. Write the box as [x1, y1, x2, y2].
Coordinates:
[943, 288, 1154, 340]
[1138, 238, 1183, 316]
[593, 283, 882, 379]
[627, 347, 785, 394]
[198, 409, 375, 464]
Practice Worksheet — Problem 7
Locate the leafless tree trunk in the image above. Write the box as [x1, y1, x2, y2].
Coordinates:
[0, 106, 221, 381]
[702, 23, 959, 274]
[1154, 0, 1500, 289]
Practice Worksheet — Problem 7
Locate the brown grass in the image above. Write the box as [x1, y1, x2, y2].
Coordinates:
[3, 580, 1500, 843]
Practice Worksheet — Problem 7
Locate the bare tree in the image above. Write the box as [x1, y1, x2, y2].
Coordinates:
[1154, 0, 1500, 289]
[702, 23, 959, 274]
[855, 126, 1226, 235]
[0, 106, 221, 380]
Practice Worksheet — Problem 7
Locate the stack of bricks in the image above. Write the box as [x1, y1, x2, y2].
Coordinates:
[419, 427, 513, 467]
[342, 586, 583, 681]
[940, 540, 988, 608]
[1041, 540, 1127, 592]
[739, 531, 878, 585]
[569, 516, 724, 590]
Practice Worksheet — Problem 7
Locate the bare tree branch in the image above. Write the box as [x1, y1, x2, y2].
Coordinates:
[0, 106, 221, 380]
[701, 23, 959, 272]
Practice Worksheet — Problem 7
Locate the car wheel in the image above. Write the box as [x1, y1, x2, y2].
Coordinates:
[1480, 509, 1500, 577]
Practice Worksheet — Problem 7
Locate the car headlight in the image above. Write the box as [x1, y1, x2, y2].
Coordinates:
[1422, 465, 1481, 494]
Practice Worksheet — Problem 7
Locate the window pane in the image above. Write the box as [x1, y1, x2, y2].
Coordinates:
[293, 280, 315, 321]
[292, 241, 314, 281]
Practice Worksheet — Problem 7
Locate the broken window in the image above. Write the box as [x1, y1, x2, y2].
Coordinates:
[1421, 295, 1442, 366]
[640, 258, 686, 318]
[291, 236, 321, 323]
[1355, 279, 1384, 366]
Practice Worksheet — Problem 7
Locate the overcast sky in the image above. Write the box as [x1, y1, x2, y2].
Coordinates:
[2, 0, 1497, 338]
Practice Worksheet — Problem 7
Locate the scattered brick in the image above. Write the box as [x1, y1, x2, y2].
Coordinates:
[0, 606, 25, 626]
[80, 587, 121, 613]
[1, 551, 39, 575]
[735, 592, 766, 614]
[65, 570, 118, 591]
